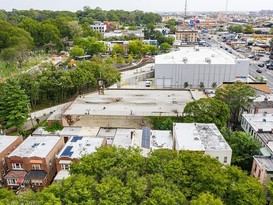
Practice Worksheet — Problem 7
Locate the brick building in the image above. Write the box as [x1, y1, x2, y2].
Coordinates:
[5, 136, 65, 190]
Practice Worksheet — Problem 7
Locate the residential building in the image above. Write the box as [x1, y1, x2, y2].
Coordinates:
[175, 30, 198, 42]
[249, 95, 273, 114]
[54, 136, 106, 182]
[91, 22, 107, 34]
[252, 156, 273, 184]
[173, 123, 232, 164]
[131, 127, 173, 157]
[241, 113, 273, 139]
[154, 47, 249, 88]
[112, 128, 173, 157]
[0, 135, 23, 186]
[5, 136, 65, 190]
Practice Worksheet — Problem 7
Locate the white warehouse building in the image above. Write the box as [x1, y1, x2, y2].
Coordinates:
[154, 47, 250, 88]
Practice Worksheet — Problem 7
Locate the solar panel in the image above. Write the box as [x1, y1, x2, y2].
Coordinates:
[141, 127, 150, 149]
[71, 136, 83, 142]
[61, 146, 73, 157]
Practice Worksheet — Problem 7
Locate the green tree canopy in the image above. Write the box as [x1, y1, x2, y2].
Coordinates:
[183, 98, 230, 129]
[0, 147, 266, 204]
[69, 45, 85, 58]
[215, 82, 256, 128]
[221, 128, 260, 171]
[0, 80, 30, 130]
[159, 42, 171, 53]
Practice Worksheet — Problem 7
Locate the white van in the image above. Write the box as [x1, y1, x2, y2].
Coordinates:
[145, 80, 151, 87]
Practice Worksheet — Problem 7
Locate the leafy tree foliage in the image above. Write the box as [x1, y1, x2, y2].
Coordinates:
[191, 192, 224, 205]
[69, 45, 85, 58]
[159, 42, 171, 53]
[0, 148, 266, 204]
[221, 128, 260, 171]
[215, 82, 256, 128]
[0, 80, 30, 130]
[228, 25, 243, 33]
[183, 98, 230, 129]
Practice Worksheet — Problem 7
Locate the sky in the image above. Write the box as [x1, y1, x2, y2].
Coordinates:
[1, 0, 273, 12]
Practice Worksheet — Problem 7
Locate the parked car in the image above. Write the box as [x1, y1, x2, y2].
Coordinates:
[256, 69, 262, 73]
[266, 64, 273, 70]
[258, 64, 265, 67]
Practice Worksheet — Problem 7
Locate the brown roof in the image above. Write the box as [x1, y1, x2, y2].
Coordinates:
[4, 170, 27, 179]
[219, 83, 272, 94]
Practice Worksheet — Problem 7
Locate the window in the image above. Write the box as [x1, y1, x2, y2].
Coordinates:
[31, 180, 43, 186]
[7, 178, 18, 185]
[215, 156, 219, 160]
[61, 164, 70, 170]
[224, 157, 228, 163]
[32, 164, 41, 170]
[12, 163, 23, 170]
[254, 164, 257, 172]
[258, 170, 261, 177]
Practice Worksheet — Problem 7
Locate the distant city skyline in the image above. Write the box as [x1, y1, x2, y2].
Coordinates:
[1, 0, 273, 12]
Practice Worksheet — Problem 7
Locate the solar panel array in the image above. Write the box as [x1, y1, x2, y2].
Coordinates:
[141, 127, 151, 149]
[71, 136, 83, 142]
[61, 146, 73, 157]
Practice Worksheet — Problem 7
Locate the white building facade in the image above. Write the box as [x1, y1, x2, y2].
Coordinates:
[154, 47, 249, 88]
[173, 123, 232, 164]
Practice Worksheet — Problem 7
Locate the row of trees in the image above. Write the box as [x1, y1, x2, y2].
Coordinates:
[0, 147, 266, 204]
[228, 24, 255, 34]
[0, 56, 120, 130]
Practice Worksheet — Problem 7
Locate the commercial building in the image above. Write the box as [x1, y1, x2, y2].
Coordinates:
[175, 30, 198, 42]
[54, 136, 106, 182]
[5, 136, 65, 190]
[61, 89, 201, 128]
[0, 135, 23, 186]
[154, 47, 249, 88]
[173, 123, 232, 164]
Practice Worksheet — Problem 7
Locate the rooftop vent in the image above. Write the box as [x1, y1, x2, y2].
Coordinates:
[182, 57, 188, 64]
[263, 119, 267, 122]
[205, 57, 211, 64]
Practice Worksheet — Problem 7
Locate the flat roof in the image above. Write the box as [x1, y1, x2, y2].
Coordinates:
[9, 136, 61, 158]
[0, 135, 21, 153]
[60, 127, 100, 137]
[112, 129, 133, 149]
[155, 47, 238, 64]
[57, 136, 104, 159]
[242, 113, 273, 132]
[54, 170, 70, 182]
[254, 156, 273, 172]
[132, 129, 173, 156]
[32, 127, 61, 136]
[174, 123, 231, 151]
[63, 90, 195, 116]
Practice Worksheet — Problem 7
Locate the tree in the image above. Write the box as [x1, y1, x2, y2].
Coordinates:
[215, 82, 256, 128]
[112, 44, 126, 55]
[0, 80, 30, 130]
[160, 42, 171, 53]
[199, 82, 205, 89]
[191, 192, 224, 205]
[270, 27, 273, 35]
[228, 25, 243, 33]
[69, 46, 85, 58]
[183, 98, 230, 129]
[128, 39, 143, 55]
[244, 24, 254, 34]
[221, 128, 260, 171]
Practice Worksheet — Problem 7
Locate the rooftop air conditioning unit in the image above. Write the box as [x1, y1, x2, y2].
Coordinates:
[205, 57, 211, 64]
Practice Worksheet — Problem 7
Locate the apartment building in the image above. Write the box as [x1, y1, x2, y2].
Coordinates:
[175, 30, 198, 42]
[0, 135, 23, 186]
[252, 156, 273, 185]
[54, 136, 106, 182]
[5, 136, 65, 190]
[91, 22, 107, 34]
[173, 123, 232, 164]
